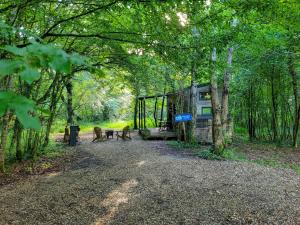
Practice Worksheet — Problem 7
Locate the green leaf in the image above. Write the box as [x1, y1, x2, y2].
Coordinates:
[0, 91, 41, 131]
[15, 108, 41, 131]
[0, 60, 20, 78]
[49, 52, 71, 74]
[70, 53, 86, 65]
[0, 104, 6, 116]
[3, 45, 25, 56]
[20, 67, 40, 84]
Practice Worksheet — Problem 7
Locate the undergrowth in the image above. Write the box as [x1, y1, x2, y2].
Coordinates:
[254, 159, 300, 174]
[167, 140, 300, 174]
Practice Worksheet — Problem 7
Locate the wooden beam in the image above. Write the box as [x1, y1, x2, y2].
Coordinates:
[138, 99, 141, 130]
[138, 93, 172, 100]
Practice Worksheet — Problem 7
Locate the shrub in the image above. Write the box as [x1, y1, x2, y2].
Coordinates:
[197, 149, 222, 160]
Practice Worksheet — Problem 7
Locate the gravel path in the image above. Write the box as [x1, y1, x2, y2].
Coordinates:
[0, 133, 299, 225]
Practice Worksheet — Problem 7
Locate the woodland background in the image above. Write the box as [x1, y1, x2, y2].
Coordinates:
[0, 0, 299, 171]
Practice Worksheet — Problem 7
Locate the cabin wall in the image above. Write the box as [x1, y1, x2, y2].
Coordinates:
[166, 84, 227, 144]
[181, 85, 223, 143]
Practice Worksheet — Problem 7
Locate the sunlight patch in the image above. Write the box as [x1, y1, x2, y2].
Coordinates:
[136, 160, 146, 167]
[46, 172, 60, 178]
[92, 179, 138, 225]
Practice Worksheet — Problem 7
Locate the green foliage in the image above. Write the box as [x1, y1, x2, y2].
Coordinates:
[0, 0, 299, 171]
[221, 148, 247, 161]
[167, 141, 200, 152]
[197, 149, 223, 160]
[0, 91, 40, 130]
[41, 141, 65, 158]
[0, 27, 85, 131]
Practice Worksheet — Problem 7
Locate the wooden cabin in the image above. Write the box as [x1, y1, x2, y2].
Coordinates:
[138, 83, 224, 143]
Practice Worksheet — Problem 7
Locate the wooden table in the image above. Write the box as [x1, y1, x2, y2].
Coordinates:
[105, 130, 114, 139]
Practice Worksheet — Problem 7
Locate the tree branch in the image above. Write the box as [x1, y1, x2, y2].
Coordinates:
[44, 32, 196, 49]
[41, 0, 119, 38]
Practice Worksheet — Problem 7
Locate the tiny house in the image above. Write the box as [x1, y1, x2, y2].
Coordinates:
[138, 83, 224, 143]
[166, 83, 215, 143]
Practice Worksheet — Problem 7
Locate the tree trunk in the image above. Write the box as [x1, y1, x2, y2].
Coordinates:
[188, 62, 197, 143]
[14, 119, 23, 161]
[210, 48, 224, 154]
[248, 85, 256, 140]
[66, 75, 74, 125]
[270, 69, 278, 141]
[154, 97, 158, 127]
[289, 53, 299, 147]
[143, 98, 146, 128]
[44, 75, 63, 147]
[221, 48, 233, 130]
[0, 111, 10, 172]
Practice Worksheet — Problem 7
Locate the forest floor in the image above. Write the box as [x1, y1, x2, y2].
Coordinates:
[233, 138, 300, 169]
[0, 132, 299, 225]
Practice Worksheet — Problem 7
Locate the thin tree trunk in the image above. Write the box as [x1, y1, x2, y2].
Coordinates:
[248, 84, 256, 140]
[289, 53, 299, 147]
[143, 98, 146, 128]
[14, 119, 23, 161]
[270, 69, 278, 141]
[44, 75, 63, 147]
[0, 111, 10, 172]
[188, 61, 197, 143]
[66, 75, 74, 125]
[154, 97, 158, 127]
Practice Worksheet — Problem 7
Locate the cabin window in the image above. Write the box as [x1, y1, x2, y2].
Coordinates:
[199, 92, 211, 100]
[202, 107, 212, 115]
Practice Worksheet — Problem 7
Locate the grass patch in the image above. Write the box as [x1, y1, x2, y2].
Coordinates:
[169, 140, 300, 174]
[78, 120, 134, 132]
[40, 140, 65, 158]
[51, 118, 159, 134]
[51, 120, 135, 134]
[167, 141, 200, 152]
[221, 148, 247, 161]
[167, 141, 246, 161]
[196, 148, 247, 161]
[254, 158, 300, 174]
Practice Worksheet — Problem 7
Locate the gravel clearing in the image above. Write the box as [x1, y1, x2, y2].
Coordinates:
[0, 132, 299, 225]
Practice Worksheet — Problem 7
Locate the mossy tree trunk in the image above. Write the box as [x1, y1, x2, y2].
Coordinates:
[211, 48, 225, 154]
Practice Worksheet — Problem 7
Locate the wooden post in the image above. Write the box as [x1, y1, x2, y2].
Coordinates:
[160, 95, 165, 128]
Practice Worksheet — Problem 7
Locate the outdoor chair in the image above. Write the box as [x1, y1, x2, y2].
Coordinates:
[116, 126, 131, 140]
[92, 127, 107, 142]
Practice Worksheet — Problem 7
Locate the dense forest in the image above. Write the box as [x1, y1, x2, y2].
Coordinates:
[0, 0, 299, 172]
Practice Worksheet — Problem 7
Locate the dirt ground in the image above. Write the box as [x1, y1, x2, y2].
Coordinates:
[0, 132, 299, 225]
[233, 138, 300, 166]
